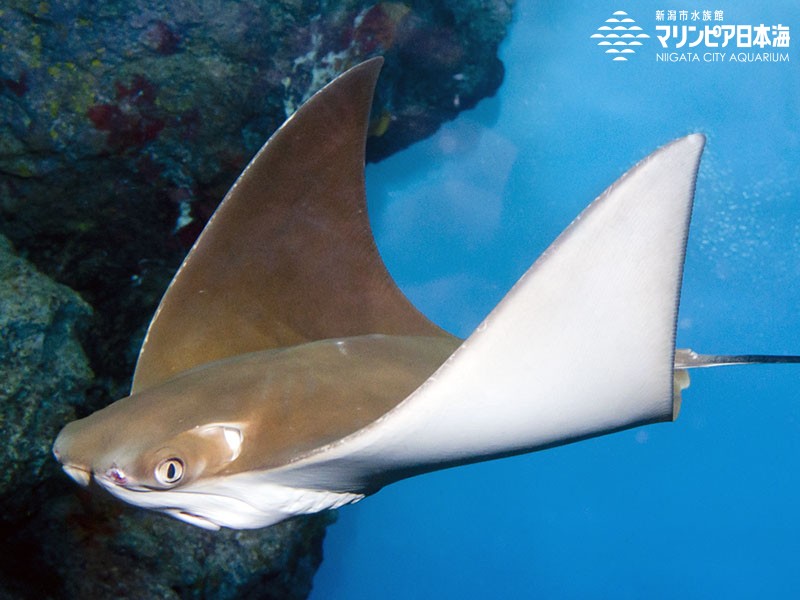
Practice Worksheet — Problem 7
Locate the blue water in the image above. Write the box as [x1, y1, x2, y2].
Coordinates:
[312, 0, 800, 597]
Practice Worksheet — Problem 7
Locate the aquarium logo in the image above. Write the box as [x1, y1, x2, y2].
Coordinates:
[654, 12, 791, 64]
[590, 11, 651, 61]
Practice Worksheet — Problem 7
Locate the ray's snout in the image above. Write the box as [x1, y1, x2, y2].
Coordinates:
[53, 423, 92, 487]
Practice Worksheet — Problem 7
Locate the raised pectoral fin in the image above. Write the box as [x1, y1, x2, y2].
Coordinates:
[133, 58, 451, 393]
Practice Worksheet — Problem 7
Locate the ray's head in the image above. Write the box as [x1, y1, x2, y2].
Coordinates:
[53, 397, 242, 491]
[52, 367, 246, 528]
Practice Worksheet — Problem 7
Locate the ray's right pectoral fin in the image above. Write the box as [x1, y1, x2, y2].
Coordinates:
[271, 134, 707, 492]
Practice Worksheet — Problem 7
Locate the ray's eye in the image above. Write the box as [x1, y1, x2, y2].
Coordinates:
[155, 457, 184, 486]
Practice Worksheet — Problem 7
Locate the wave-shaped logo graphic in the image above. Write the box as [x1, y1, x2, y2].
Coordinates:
[591, 10, 650, 61]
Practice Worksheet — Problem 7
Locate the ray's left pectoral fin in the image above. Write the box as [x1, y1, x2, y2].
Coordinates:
[272, 134, 707, 492]
[132, 58, 451, 394]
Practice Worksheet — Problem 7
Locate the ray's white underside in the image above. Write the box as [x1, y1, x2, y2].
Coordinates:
[96, 472, 365, 530]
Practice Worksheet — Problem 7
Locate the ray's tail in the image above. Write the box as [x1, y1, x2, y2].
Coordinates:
[676, 349, 800, 369]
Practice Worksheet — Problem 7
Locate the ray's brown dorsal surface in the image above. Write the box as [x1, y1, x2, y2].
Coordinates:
[132, 57, 454, 393]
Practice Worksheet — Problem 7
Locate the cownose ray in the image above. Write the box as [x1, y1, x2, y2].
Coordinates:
[53, 58, 800, 531]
